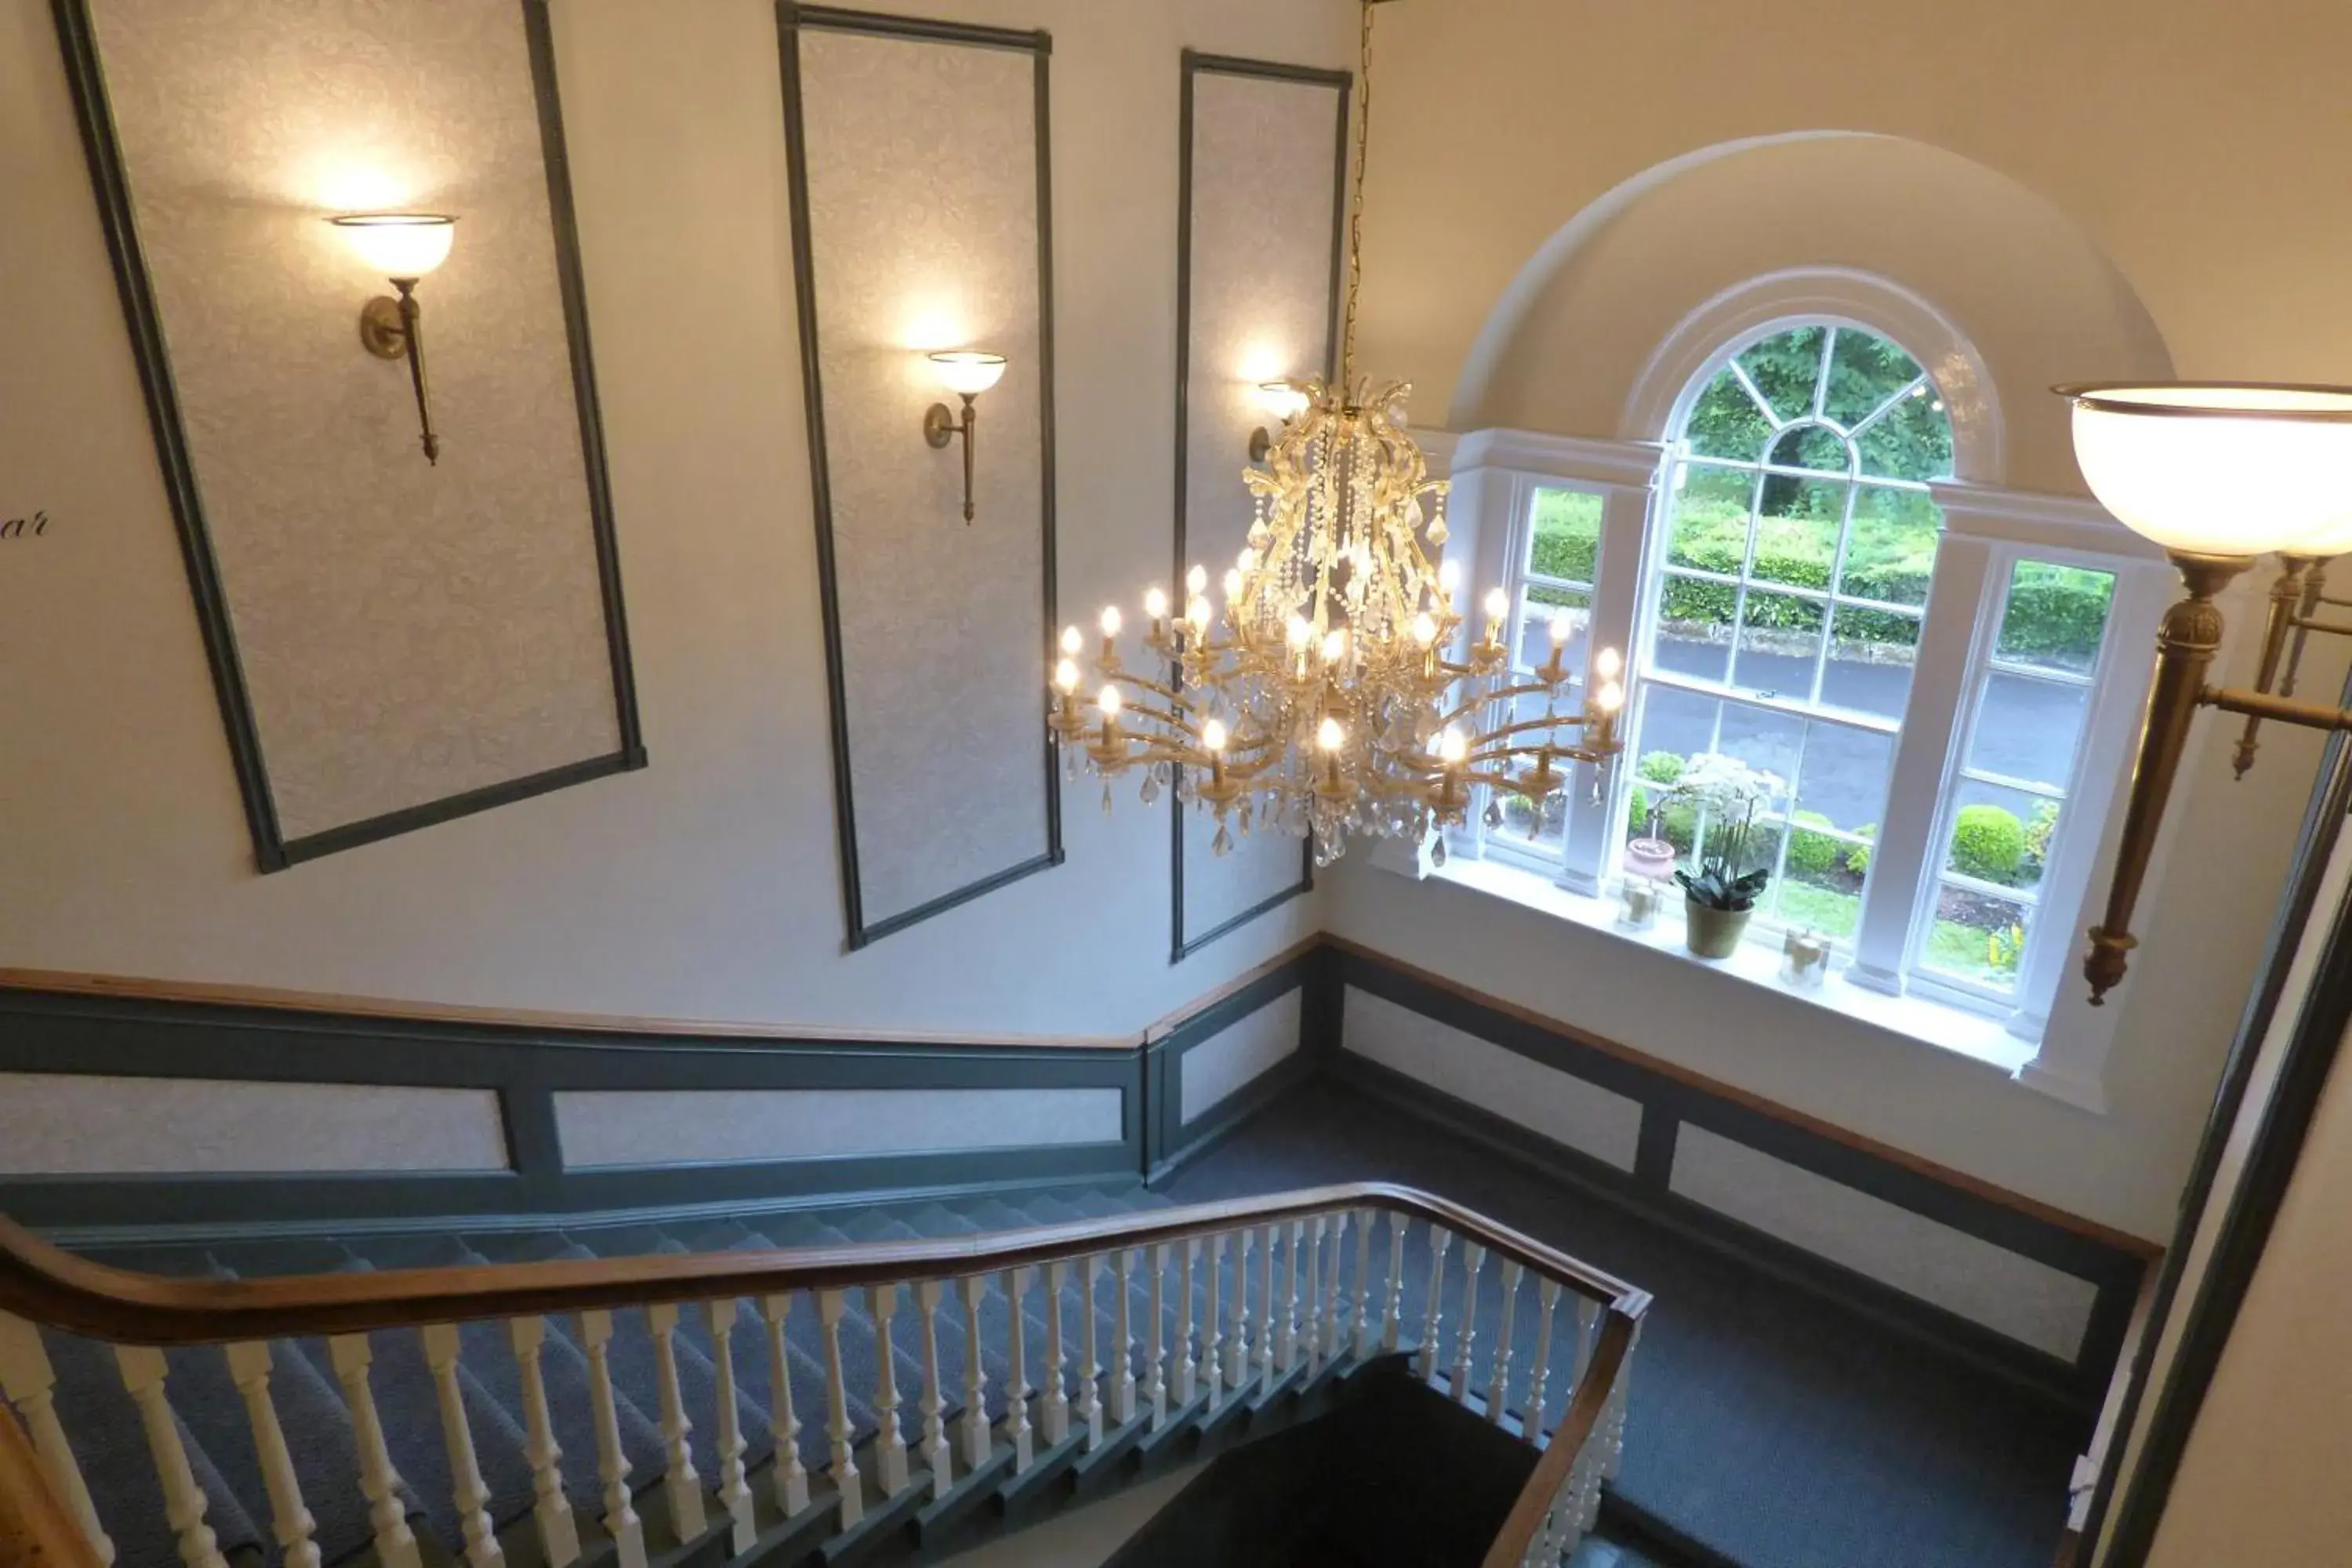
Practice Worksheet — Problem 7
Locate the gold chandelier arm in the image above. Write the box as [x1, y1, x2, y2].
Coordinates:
[2201, 684, 2352, 731]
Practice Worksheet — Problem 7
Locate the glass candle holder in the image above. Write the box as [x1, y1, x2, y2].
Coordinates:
[1780, 927, 1831, 989]
[1618, 877, 1660, 931]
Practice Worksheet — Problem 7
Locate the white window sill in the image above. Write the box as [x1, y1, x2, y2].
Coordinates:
[1418, 853, 2041, 1078]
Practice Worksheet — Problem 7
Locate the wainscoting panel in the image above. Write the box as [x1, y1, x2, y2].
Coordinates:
[1343, 987, 1641, 1172]
[1169, 54, 1348, 961]
[0, 1073, 507, 1176]
[556, 1086, 1124, 1169]
[781, 7, 1058, 946]
[55, 0, 641, 866]
[1179, 988, 1303, 1126]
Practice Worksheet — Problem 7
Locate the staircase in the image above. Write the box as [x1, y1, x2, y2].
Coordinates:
[0, 1183, 1646, 1568]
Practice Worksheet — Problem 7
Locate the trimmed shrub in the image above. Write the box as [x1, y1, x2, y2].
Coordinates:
[1786, 811, 1842, 877]
[1952, 804, 2027, 882]
[1624, 784, 1649, 840]
[1846, 824, 1876, 876]
[1638, 751, 1687, 786]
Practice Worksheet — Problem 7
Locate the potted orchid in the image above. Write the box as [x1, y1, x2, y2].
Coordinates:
[1667, 753, 1787, 958]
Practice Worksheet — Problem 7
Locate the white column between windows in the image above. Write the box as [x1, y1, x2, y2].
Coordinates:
[1558, 480, 1657, 897]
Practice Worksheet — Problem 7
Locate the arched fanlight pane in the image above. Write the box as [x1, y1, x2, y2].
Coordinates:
[1824, 328, 1926, 430]
[1736, 326, 1830, 423]
[1767, 423, 1849, 474]
[1857, 385, 1955, 481]
[1684, 367, 1774, 460]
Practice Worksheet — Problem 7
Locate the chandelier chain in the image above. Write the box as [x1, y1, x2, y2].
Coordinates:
[1341, 0, 1375, 390]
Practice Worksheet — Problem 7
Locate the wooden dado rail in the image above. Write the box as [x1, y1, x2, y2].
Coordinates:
[0, 1185, 1647, 1568]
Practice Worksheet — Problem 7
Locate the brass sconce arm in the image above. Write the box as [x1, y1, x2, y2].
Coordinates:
[924, 394, 978, 524]
[360, 280, 441, 466]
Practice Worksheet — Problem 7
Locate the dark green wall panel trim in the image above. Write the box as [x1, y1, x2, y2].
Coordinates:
[1141, 947, 1322, 1180]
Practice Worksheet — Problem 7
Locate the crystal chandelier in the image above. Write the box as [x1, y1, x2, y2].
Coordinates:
[1046, 0, 1625, 866]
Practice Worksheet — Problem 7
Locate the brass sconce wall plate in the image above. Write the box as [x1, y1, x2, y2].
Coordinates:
[1249, 379, 1308, 463]
[924, 350, 1006, 524]
[330, 213, 456, 466]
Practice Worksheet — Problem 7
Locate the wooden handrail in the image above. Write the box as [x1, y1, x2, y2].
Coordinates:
[0, 1403, 99, 1568]
[1478, 1310, 1636, 1568]
[0, 1184, 1647, 1346]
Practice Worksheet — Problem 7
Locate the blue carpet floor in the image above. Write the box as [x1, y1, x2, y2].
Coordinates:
[1164, 1083, 2087, 1568]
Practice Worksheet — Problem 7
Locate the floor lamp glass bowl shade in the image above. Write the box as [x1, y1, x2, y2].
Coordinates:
[2057, 383, 2352, 558]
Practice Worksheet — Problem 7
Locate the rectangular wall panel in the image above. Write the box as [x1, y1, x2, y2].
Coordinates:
[1180, 987, 1302, 1124]
[1670, 1124, 2099, 1359]
[555, 1086, 1121, 1169]
[1342, 985, 1642, 1171]
[783, 11, 1058, 946]
[59, 0, 641, 866]
[1171, 55, 1349, 960]
[0, 1073, 507, 1174]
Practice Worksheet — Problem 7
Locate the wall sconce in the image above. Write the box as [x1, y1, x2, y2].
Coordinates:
[2054, 381, 2352, 1004]
[1249, 380, 1311, 463]
[923, 350, 1007, 524]
[329, 213, 456, 465]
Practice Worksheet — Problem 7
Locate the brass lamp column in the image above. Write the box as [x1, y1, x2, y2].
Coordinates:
[2056, 383, 2352, 1004]
[329, 214, 456, 466]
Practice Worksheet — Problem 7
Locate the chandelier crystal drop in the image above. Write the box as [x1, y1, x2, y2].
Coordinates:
[1044, 0, 1626, 864]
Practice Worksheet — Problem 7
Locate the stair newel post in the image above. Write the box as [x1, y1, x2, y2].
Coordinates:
[866, 1285, 909, 1495]
[1317, 1212, 1345, 1370]
[1568, 1298, 1599, 1410]
[1487, 1260, 1523, 1426]
[1254, 1225, 1277, 1395]
[418, 1323, 506, 1568]
[913, 1280, 952, 1497]
[956, 1275, 991, 1469]
[1417, 1227, 1453, 1383]
[324, 1334, 422, 1568]
[1174, 1239, 1198, 1407]
[1144, 1244, 1169, 1429]
[1076, 1256, 1105, 1450]
[1450, 1243, 1486, 1406]
[1109, 1250, 1136, 1426]
[758, 1294, 811, 1516]
[1003, 1267, 1035, 1471]
[111, 1346, 228, 1568]
[578, 1311, 647, 1568]
[223, 1343, 321, 1568]
[703, 1300, 756, 1552]
[1040, 1261, 1071, 1446]
[813, 1290, 862, 1527]
[1350, 1208, 1375, 1360]
[1384, 1216, 1409, 1354]
[641, 1305, 707, 1541]
[1223, 1229, 1250, 1395]
[1522, 1277, 1562, 1443]
[505, 1318, 582, 1568]
[0, 1315, 115, 1568]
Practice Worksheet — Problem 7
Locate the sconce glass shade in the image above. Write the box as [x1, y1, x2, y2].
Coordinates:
[928, 351, 1007, 397]
[1255, 381, 1311, 420]
[2058, 383, 2352, 558]
[330, 213, 456, 280]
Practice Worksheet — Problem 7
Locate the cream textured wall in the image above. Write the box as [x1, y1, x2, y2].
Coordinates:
[1314, 0, 2352, 1241]
[0, 0, 1350, 1034]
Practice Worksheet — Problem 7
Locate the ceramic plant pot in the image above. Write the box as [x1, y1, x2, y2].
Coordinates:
[1622, 837, 1678, 882]
[1683, 895, 1753, 959]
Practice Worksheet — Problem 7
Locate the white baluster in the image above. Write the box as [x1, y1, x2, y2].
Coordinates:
[814, 1290, 862, 1527]
[1076, 1257, 1105, 1450]
[1523, 1279, 1563, 1443]
[1451, 1242, 1486, 1406]
[0, 1315, 114, 1567]
[1487, 1260, 1523, 1426]
[758, 1294, 811, 1516]
[1254, 1225, 1278, 1394]
[1384, 1214, 1409, 1353]
[866, 1286, 908, 1496]
[1305, 1219, 1329, 1374]
[1350, 1208, 1375, 1361]
[642, 1305, 706, 1541]
[1316, 1214, 1343, 1370]
[705, 1301, 755, 1552]
[958, 1276, 992, 1468]
[579, 1312, 646, 1568]
[1041, 1261, 1070, 1446]
[1109, 1250, 1135, 1426]
[1276, 1221, 1300, 1375]
[1600, 1321, 1638, 1490]
[1175, 1240, 1198, 1407]
[113, 1346, 227, 1568]
[1144, 1245, 1168, 1429]
[1418, 1226, 1453, 1382]
[325, 1335, 421, 1568]
[1224, 1229, 1250, 1394]
[1004, 1268, 1034, 1472]
[914, 1281, 952, 1497]
[419, 1324, 504, 1568]
[504, 1319, 581, 1568]
[223, 1344, 320, 1568]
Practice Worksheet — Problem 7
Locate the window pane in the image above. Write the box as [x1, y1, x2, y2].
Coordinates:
[1822, 606, 1918, 722]
[1516, 599, 1590, 672]
[1944, 778, 2060, 891]
[1499, 789, 1566, 854]
[1667, 464, 1752, 573]
[1655, 575, 1733, 684]
[1733, 591, 1824, 698]
[1823, 328, 1926, 432]
[1712, 702, 1808, 797]
[1683, 368, 1773, 462]
[1996, 561, 2117, 677]
[1752, 477, 1843, 591]
[1767, 423, 1847, 474]
[1790, 722, 1893, 837]
[1922, 884, 2031, 993]
[1771, 848, 1865, 938]
[1842, 487, 1940, 605]
[1968, 672, 2088, 788]
[1857, 384, 1954, 481]
[1527, 488, 1602, 586]
[1737, 326, 1828, 424]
